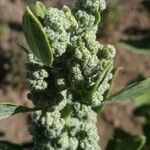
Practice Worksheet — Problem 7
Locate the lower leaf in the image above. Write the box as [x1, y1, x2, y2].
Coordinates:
[0, 103, 45, 120]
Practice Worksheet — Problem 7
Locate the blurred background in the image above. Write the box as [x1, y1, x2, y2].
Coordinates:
[0, 0, 150, 149]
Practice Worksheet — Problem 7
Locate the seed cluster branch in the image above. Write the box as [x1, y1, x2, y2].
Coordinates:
[26, 0, 116, 149]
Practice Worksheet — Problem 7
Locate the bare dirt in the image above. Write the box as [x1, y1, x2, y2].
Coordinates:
[0, 0, 150, 150]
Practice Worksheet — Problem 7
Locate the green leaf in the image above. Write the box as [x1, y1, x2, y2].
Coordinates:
[128, 75, 150, 107]
[106, 67, 122, 98]
[93, 67, 120, 113]
[129, 74, 150, 107]
[0, 103, 44, 120]
[22, 6, 53, 66]
[134, 92, 150, 107]
[120, 35, 150, 54]
[106, 128, 146, 150]
[0, 141, 23, 150]
[91, 61, 113, 96]
[30, 1, 46, 18]
[103, 78, 150, 105]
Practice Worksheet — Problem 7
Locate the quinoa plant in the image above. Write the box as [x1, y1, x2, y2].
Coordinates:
[0, 0, 150, 150]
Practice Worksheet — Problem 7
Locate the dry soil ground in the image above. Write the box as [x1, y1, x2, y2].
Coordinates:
[0, 0, 150, 149]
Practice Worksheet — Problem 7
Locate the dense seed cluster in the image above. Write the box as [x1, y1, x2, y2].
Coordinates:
[67, 102, 99, 150]
[44, 7, 77, 57]
[27, 0, 116, 149]
[75, 0, 106, 12]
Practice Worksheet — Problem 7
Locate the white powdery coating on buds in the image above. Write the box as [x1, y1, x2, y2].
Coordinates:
[72, 64, 84, 82]
[102, 44, 116, 59]
[75, 10, 96, 27]
[28, 53, 44, 66]
[27, 0, 115, 150]
[62, 5, 78, 30]
[64, 102, 100, 150]
[44, 6, 77, 58]
[69, 137, 79, 150]
[44, 8, 70, 57]
[76, 0, 106, 12]
[27, 57, 49, 91]
[58, 132, 70, 149]
[29, 79, 48, 90]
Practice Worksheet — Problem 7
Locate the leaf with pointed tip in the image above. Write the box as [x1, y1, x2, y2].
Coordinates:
[102, 78, 150, 105]
[0, 103, 45, 120]
[22, 6, 53, 66]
